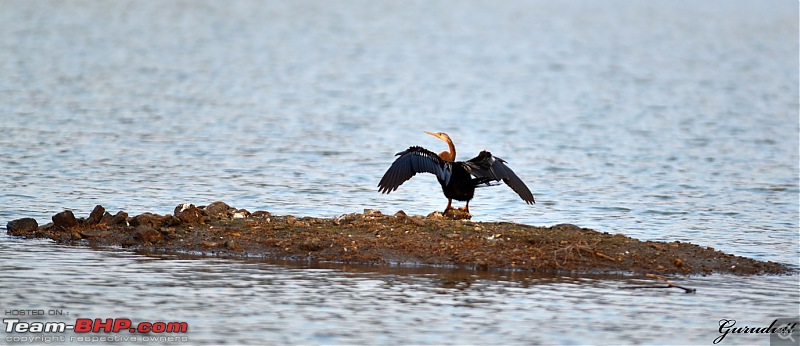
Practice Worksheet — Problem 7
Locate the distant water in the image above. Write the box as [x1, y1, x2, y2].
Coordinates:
[1, 0, 797, 345]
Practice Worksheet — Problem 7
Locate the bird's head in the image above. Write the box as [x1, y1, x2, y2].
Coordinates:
[424, 131, 456, 161]
[424, 131, 451, 143]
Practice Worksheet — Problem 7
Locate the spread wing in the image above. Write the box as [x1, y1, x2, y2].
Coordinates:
[463, 150, 535, 204]
[378, 146, 450, 194]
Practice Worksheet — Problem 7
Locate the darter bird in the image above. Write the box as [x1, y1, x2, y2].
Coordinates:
[378, 131, 535, 214]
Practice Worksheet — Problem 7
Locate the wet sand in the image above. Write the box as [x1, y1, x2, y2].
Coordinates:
[5, 202, 791, 275]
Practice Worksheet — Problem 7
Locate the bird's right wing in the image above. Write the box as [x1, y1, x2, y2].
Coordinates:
[464, 150, 535, 204]
[378, 146, 449, 194]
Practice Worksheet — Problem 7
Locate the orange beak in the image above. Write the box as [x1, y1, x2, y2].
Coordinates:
[424, 131, 444, 141]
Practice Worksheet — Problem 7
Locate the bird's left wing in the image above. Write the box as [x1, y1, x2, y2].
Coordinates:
[464, 151, 535, 204]
[378, 146, 449, 194]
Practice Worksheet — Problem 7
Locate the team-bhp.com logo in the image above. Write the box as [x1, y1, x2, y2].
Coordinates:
[4, 317, 189, 343]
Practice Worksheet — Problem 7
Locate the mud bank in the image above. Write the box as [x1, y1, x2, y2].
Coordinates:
[5, 202, 791, 275]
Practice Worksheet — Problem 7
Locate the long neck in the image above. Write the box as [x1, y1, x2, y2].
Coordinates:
[440, 138, 456, 162]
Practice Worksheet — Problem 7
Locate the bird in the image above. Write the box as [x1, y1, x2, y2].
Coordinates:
[378, 131, 535, 214]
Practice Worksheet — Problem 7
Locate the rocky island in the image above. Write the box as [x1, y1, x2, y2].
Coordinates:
[5, 201, 791, 275]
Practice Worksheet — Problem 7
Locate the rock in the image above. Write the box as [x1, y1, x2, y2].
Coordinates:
[426, 211, 444, 219]
[86, 205, 105, 225]
[108, 211, 129, 226]
[300, 237, 324, 251]
[225, 240, 243, 251]
[7, 218, 38, 236]
[158, 228, 177, 240]
[204, 201, 233, 220]
[553, 224, 581, 231]
[52, 210, 79, 229]
[163, 214, 182, 227]
[334, 213, 357, 225]
[442, 208, 471, 220]
[99, 212, 113, 225]
[394, 210, 407, 219]
[233, 209, 250, 219]
[251, 211, 271, 218]
[174, 204, 204, 224]
[130, 213, 167, 229]
[174, 204, 193, 215]
[134, 226, 162, 244]
[363, 209, 382, 217]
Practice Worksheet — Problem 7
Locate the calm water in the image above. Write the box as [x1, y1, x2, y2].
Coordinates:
[1, 0, 798, 344]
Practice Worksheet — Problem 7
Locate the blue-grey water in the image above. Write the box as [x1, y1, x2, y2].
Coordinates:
[1, 0, 798, 344]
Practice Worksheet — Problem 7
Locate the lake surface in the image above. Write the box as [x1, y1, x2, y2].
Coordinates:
[1, 0, 797, 344]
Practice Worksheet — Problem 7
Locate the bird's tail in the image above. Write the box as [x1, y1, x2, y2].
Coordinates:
[471, 177, 496, 187]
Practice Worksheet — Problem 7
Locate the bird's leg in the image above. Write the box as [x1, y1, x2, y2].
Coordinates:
[445, 198, 453, 212]
[464, 200, 470, 214]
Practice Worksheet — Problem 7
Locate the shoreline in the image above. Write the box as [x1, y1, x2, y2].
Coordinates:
[5, 201, 792, 275]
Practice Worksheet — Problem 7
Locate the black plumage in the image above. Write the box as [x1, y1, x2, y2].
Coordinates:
[378, 136, 535, 214]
